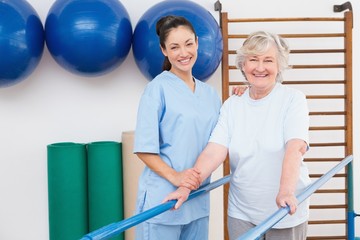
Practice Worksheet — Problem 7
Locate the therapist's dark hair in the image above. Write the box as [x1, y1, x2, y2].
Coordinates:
[156, 15, 197, 71]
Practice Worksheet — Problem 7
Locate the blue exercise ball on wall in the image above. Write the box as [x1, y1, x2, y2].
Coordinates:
[45, 0, 132, 77]
[132, 0, 223, 81]
[0, 0, 44, 88]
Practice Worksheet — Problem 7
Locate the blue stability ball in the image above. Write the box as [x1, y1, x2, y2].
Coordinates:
[0, 0, 44, 88]
[132, 0, 223, 81]
[45, 0, 132, 77]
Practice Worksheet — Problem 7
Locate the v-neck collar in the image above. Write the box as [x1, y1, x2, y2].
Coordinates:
[166, 71, 197, 95]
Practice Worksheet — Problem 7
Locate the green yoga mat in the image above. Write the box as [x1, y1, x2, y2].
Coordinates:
[47, 142, 88, 240]
[87, 141, 124, 240]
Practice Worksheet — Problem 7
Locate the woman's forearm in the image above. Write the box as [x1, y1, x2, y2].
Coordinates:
[276, 138, 308, 214]
[194, 142, 228, 183]
[279, 139, 307, 194]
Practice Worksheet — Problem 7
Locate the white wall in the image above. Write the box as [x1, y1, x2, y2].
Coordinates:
[0, 0, 358, 239]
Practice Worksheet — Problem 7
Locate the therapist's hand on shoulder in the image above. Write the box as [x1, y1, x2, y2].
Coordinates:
[163, 186, 192, 210]
[232, 85, 248, 96]
[171, 168, 201, 190]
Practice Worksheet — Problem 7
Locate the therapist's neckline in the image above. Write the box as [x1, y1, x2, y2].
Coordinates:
[168, 71, 196, 93]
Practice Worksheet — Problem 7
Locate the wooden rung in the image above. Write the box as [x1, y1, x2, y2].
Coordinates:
[310, 173, 346, 178]
[228, 82, 247, 86]
[228, 64, 345, 69]
[304, 158, 344, 162]
[228, 81, 346, 85]
[228, 49, 345, 54]
[310, 204, 347, 209]
[306, 95, 345, 99]
[283, 80, 346, 84]
[291, 49, 345, 54]
[309, 142, 346, 147]
[315, 189, 347, 193]
[228, 33, 345, 39]
[309, 126, 345, 131]
[309, 111, 346, 116]
[306, 236, 346, 240]
[227, 17, 344, 23]
[308, 219, 346, 224]
[292, 64, 345, 69]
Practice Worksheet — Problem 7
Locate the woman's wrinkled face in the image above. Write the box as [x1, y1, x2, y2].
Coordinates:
[242, 44, 279, 90]
[161, 26, 198, 75]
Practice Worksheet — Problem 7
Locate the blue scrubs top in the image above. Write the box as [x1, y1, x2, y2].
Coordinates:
[134, 71, 221, 225]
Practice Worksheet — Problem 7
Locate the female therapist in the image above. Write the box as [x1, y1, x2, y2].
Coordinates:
[133, 15, 221, 240]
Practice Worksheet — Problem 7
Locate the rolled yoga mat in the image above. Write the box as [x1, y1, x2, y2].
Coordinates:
[47, 142, 88, 240]
[121, 131, 145, 240]
[87, 141, 124, 240]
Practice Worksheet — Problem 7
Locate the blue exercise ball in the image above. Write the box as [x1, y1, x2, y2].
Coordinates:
[0, 0, 44, 88]
[45, 0, 132, 77]
[132, 0, 223, 81]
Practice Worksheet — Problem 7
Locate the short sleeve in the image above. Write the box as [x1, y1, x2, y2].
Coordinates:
[133, 84, 163, 154]
[284, 90, 310, 146]
[209, 97, 233, 148]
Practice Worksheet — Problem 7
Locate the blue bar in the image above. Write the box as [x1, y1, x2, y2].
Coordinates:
[81, 175, 231, 240]
[237, 155, 353, 240]
[348, 211, 355, 240]
[347, 158, 355, 239]
[81, 155, 354, 240]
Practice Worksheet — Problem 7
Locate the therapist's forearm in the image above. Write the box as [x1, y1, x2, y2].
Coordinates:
[136, 153, 177, 183]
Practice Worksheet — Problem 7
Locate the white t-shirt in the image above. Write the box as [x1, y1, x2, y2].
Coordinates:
[210, 83, 311, 228]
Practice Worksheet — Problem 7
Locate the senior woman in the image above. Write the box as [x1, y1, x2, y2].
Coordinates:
[164, 31, 311, 240]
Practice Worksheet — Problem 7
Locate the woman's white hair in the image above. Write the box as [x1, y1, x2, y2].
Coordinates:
[235, 31, 290, 82]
